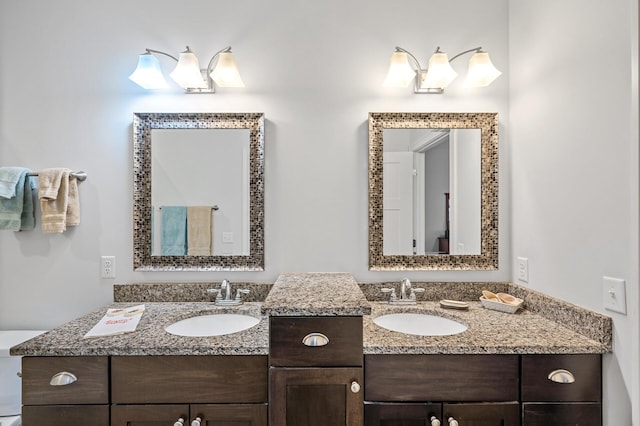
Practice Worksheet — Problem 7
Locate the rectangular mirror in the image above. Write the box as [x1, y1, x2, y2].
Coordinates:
[369, 112, 498, 270]
[133, 113, 265, 271]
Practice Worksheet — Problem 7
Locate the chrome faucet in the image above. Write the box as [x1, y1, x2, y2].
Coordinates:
[381, 278, 425, 305]
[207, 279, 250, 306]
[221, 279, 232, 301]
[400, 278, 411, 300]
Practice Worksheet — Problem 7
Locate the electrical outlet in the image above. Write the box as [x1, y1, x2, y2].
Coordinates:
[101, 256, 116, 279]
[222, 232, 234, 243]
[517, 257, 529, 282]
[603, 276, 627, 314]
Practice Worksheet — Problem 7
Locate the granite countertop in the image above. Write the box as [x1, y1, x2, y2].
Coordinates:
[11, 302, 269, 357]
[11, 274, 610, 357]
[12, 300, 608, 357]
[363, 302, 609, 355]
[262, 272, 372, 316]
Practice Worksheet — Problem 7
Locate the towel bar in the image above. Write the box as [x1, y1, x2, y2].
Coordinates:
[27, 171, 87, 181]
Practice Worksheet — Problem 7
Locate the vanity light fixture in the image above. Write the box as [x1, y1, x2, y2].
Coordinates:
[129, 45, 244, 93]
[383, 46, 501, 94]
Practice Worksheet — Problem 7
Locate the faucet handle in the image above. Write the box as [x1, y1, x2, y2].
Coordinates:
[207, 288, 222, 301]
[410, 287, 425, 300]
[381, 288, 397, 301]
[235, 288, 250, 301]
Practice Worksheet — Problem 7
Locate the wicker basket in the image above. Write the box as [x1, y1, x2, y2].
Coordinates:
[479, 296, 523, 314]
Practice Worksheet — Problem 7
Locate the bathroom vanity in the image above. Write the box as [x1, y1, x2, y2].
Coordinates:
[12, 274, 611, 426]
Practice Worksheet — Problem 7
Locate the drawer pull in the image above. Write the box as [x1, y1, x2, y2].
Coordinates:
[302, 332, 329, 347]
[448, 417, 459, 426]
[49, 371, 77, 386]
[548, 369, 576, 384]
[191, 416, 202, 426]
[174, 418, 185, 426]
[430, 415, 441, 426]
[350, 380, 361, 393]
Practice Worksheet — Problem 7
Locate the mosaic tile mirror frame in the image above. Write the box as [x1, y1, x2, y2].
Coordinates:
[368, 112, 499, 270]
[133, 112, 265, 271]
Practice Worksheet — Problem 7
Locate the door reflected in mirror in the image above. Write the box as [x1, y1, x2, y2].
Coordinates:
[383, 128, 481, 256]
[151, 128, 250, 256]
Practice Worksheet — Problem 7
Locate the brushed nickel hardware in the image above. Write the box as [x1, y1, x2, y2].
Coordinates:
[302, 333, 330, 347]
[49, 371, 77, 386]
[548, 368, 576, 384]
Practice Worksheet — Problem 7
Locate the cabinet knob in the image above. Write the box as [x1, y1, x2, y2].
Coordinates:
[548, 369, 576, 383]
[302, 333, 329, 347]
[430, 415, 441, 426]
[350, 381, 361, 393]
[448, 417, 459, 426]
[191, 417, 202, 426]
[49, 371, 77, 386]
[173, 418, 185, 426]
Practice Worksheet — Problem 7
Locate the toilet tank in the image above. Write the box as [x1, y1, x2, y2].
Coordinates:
[0, 330, 46, 416]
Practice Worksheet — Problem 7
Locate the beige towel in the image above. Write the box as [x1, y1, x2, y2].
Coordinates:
[187, 206, 213, 255]
[66, 176, 80, 226]
[38, 168, 80, 233]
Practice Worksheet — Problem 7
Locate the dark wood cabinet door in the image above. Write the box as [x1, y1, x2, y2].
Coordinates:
[270, 367, 363, 426]
[443, 402, 520, 426]
[22, 405, 109, 426]
[111, 404, 189, 426]
[191, 404, 268, 426]
[365, 402, 442, 426]
[522, 403, 601, 426]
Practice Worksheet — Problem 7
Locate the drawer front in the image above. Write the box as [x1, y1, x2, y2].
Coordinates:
[270, 316, 363, 367]
[111, 355, 268, 404]
[365, 354, 519, 402]
[111, 404, 190, 425]
[22, 405, 109, 426]
[22, 356, 109, 405]
[522, 402, 601, 425]
[521, 354, 601, 402]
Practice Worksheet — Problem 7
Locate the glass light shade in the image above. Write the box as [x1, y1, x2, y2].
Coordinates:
[169, 51, 208, 89]
[210, 52, 245, 87]
[464, 52, 502, 87]
[129, 53, 169, 89]
[382, 51, 416, 87]
[423, 52, 458, 89]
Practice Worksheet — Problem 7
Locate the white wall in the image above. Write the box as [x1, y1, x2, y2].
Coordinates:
[0, 0, 510, 330]
[509, 0, 639, 423]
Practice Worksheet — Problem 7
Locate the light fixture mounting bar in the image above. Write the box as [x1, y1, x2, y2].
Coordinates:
[144, 48, 178, 62]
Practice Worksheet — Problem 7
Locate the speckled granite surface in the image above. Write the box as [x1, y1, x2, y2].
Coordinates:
[359, 281, 611, 350]
[114, 282, 273, 303]
[11, 278, 611, 357]
[11, 302, 268, 356]
[261, 273, 372, 316]
[363, 302, 609, 355]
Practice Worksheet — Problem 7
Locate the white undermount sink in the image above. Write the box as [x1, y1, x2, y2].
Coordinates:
[165, 314, 260, 337]
[373, 313, 467, 336]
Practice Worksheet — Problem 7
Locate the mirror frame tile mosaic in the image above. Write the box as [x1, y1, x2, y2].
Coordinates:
[368, 112, 499, 270]
[133, 112, 265, 271]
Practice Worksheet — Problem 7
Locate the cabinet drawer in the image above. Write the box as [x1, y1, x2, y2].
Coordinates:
[365, 354, 519, 402]
[522, 402, 601, 425]
[111, 355, 268, 404]
[22, 405, 109, 426]
[521, 354, 601, 402]
[269, 316, 363, 367]
[22, 356, 109, 405]
[111, 404, 190, 425]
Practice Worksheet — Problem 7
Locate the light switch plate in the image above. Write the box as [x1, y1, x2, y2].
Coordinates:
[603, 276, 627, 314]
